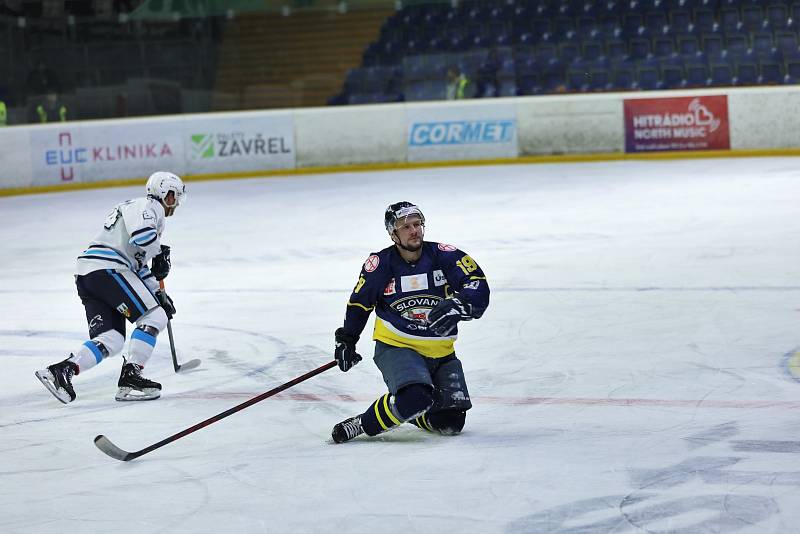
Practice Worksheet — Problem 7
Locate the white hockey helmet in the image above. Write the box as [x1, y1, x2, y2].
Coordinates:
[146, 171, 185, 210]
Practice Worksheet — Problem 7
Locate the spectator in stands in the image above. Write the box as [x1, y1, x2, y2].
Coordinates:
[446, 65, 470, 100]
[475, 49, 501, 98]
[26, 58, 61, 97]
[29, 91, 68, 123]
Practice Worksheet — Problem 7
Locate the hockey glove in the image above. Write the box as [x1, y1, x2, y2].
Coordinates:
[156, 290, 176, 320]
[427, 295, 473, 337]
[334, 327, 362, 372]
[151, 245, 171, 281]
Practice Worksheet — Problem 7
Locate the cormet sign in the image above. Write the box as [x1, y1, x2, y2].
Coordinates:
[409, 119, 515, 146]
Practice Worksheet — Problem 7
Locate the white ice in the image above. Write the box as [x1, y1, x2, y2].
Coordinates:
[1, 157, 799, 534]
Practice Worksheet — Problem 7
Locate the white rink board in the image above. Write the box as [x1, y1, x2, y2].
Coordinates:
[3, 85, 800, 190]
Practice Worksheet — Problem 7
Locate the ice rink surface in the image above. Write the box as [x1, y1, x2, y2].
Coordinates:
[1, 157, 799, 533]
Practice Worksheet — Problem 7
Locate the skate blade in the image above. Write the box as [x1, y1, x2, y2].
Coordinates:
[34, 370, 72, 404]
[115, 387, 161, 402]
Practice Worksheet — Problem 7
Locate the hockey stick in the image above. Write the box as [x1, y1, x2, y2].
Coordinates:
[159, 280, 200, 373]
[94, 360, 338, 461]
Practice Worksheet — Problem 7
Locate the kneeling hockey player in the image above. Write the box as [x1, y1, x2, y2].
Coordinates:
[35, 171, 185, 403]
[331, 201, 490, 443]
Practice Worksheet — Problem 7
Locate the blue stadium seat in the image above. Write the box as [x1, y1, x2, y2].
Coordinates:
[611, 66, 635, 90]
[725, 33, 750, 58]
[692, 7, 716, 32]
[741, 5, 766, 31]
[629, 37, 652, 59]
[516, 71, 542, 95]
[766, 4, 789, 29]
[644, 11, 668, 32]
[669, 10, 692, 32]
[751, 33, 775, 58]
[588, 67, 611, 91]
[702, 34, 725, 59]
[552, 16, 576, 38]
[792, 2, 800, 22]
[577, 15, 598, 32]
[735, 61, 759, 85]
[759, 60, 784, 83]
[677, 34, 701, 57]
[637, 65, 661, 89]
[531, 18, 553, 36]
[536, 43, 559, 63]
[606, 38, 629, 60]
[582, 41, 605, 61]
[709, 62, 734, 86]
[652, 36, 676, 57]
[719, 8, 742, 33]
[684, 62, 709, 86]
[559, 42, 582, 63]
[775, 31, 799, 57]
[566, 68, 590, 91]
[661, 63, 685, 88]
[622, 12, 644, 33]
[785, 59, 800, 83]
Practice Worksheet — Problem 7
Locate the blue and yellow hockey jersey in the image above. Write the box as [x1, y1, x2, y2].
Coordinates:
[342, 241, 490, 358]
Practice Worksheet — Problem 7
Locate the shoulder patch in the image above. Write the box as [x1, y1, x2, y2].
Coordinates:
[438, 243, 457, 252]
[364, 254, 380, 272]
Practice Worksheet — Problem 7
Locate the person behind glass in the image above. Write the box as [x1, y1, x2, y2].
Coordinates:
[475, 48, 501, 98]
[29, 91, 68, 123]
[446, 65, 470, 100]
[330, 202, 490, 443]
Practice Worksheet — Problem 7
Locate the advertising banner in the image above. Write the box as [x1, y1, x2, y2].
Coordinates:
[183, 113, 295, 174]
[29, 123, 183, 185]
[623, 95, 730, 153]
[407, 103, 518, 162]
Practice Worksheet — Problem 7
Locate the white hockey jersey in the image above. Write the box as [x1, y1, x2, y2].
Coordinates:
[75, 197, 166, 292]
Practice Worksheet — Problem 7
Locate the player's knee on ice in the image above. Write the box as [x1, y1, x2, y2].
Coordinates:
[428, 409, 466, 435]
[394, 383, 435, 420]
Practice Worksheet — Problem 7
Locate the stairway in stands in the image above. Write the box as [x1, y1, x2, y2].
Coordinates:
[213, 8, 392, 110]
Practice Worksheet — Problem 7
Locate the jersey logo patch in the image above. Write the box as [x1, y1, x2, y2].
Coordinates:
[384, 278, 396, 296]
[364, 254, 380, 272]
[401, 273, 428, 292]
[116, 303, 131, 318]
[438, 243, 456, 252]
[433, 270, 447, 286]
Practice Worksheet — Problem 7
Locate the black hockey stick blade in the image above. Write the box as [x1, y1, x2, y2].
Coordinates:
[94, 435, 136, 461]
[93, 360, 338, 461]
[176, 358, 201, 372]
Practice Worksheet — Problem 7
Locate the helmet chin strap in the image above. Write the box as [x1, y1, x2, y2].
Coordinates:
[162, 200, 176, 217]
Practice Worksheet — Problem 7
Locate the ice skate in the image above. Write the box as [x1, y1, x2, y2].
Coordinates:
[35, 357, 78, 404]
[332, 415, 364, 443]
[116, 362, 161, 401]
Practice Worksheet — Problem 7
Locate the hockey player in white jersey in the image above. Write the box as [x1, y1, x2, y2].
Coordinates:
[35, 171, 186, 403]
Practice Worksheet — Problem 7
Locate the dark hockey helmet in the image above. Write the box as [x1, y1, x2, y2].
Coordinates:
[385, 201, 425, 234]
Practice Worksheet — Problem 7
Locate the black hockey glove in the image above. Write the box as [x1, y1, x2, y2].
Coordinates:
[151, 245, 171, 281]
[156, 290, 176, 320]
[334, 327, 362, 372]
[427, 295, 473, 337]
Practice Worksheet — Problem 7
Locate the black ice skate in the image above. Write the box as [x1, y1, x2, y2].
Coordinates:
[35, 357, 78, 404]
[116, 362, 161, 401]
[332, 415, 364, 443]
